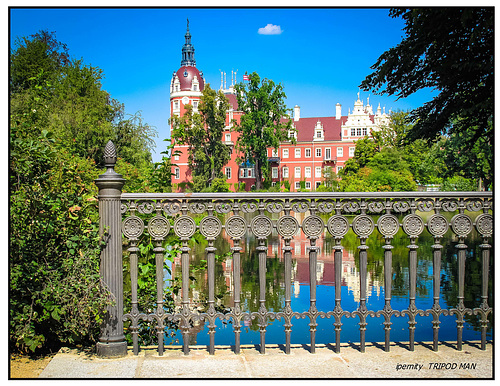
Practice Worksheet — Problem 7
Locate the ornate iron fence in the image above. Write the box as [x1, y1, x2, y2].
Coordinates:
[95, 141, 493, 357]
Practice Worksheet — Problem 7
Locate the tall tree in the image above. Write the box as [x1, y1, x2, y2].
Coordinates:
[234, 72, 294, 190]
[169, 84, 231, 191]
[360, 8, 493, 150]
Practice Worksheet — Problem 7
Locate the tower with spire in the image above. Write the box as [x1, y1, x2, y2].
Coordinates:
[181, 18, 196, 67]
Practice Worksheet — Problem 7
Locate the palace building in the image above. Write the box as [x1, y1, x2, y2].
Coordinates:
[170, 22, 391, 192]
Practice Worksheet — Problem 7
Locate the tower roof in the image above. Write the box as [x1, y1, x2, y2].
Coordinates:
[181, 18, 196, 67]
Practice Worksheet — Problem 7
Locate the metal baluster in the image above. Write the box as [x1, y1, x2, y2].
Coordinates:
[250, 205, 274, 355]
[199, 208, 223, 355]
[122, 240, 146, 356]
[153, 240, 166, 355]
[473, 208, 493, 350]
[408, 239, 418, 351]
[180, 242, 191, 355]
[307, 239, 320, 353]
[326, 209, 350, 354]
[283, 242, 293, 353]
[257, 239, 268, 354]
[350, 211, 375, 354]
[375, 212, 400, 352]
[206, 242, 217, 354]
[171, 207, 198, 356]
[332, 239, 345, 353]
[122, 201, 147, 356]
[276, 204, 299, 355]
[424, 210, 449, 352]
[231, 238, 243, 354]
[473, 223, 492, 350]
[449, 210, 473, 351]
[400, 211, 425, 352]
[225, 207, 247, 355]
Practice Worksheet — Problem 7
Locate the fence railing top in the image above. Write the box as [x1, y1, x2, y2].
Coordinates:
[121, 191, 492, 200]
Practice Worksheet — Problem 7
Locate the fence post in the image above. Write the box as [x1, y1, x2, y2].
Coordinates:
[95, 140, 127, 357]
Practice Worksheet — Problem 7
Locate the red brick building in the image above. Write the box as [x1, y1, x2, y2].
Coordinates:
[171, 22, 390, 192]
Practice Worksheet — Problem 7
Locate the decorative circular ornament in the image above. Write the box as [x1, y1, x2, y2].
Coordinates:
[199, 216, 222, 238]
[148, 216, 170, 239]
[402, 214, 424, 236]
[327, 215, 350, 238]
[475, 213, 493, 237]
[377, 214, 400, 237]
[122, 216, 144, 240]
[427, 214, 449, 237]
[277, 215, 299, 238]
[352, 215, 375, 237]
[181, 96, 189, 105]
[251, 215, 273, 238]
[225, 216, 247, 239]
[174, 216, 197, 238]
[451, 214, 473, 237]
[301, 215, 325, 237]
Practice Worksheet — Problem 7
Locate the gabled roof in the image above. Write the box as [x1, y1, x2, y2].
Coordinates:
[283, 116, 348, 142]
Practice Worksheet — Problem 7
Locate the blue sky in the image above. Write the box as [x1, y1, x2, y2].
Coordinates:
[10, 7, 439, 163]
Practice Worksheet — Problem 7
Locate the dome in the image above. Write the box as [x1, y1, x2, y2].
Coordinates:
[173, 66, 205, 92]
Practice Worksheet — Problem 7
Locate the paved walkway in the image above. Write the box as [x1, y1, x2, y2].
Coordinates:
[39, 341, 493, 379]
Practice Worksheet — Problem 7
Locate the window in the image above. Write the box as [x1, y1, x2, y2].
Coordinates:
[295, 148, 301, 158]
[357, 128, 362, 136]
[315, 167, 322, 178]
[174, 84, 180, 92]
[325, 148, 331, 160]
[351, 128, 356, 136]
[225, 133, 231, 142]
[315, 130, 322, 138]
[272, 167, 278, 179]
[305, 181, 311, 190]
[282, 167, 289, 178]
[316, 181, 321, 189]
[316, 148, 322, 157]
[175, 168, 180, 180]
[305, 148, 311, 158]
[305, 167, 311, 178]
[283, 149, 289, 158]
[337, 147, 343, 157]
[295, 167, 301, 178]
[349, 147, 355, 157]
[272, 148, 279, 157]
[174, 154, 180, 161]
[289, 130, 297, 140]
[337, 166, 343, 173]
[295, 182, 301, 190]
[174, 100, 179, 110]
[362, 128, 367, 136]
[193, 84, 198, 91]
[193, 101, 198, 109]
[248, 169, 253, 178]
[225, 167, 231, 179]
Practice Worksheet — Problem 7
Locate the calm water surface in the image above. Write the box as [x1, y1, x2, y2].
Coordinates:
[165, 211, 492, 347]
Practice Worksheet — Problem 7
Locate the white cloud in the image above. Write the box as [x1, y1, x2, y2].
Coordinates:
[258, 24, 283, 35]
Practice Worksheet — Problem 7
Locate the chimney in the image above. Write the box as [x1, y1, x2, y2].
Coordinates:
[336, 103, 342, 120]
[294, 105, 300, 121]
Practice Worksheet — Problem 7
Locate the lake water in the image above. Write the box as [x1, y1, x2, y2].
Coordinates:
[163, 211, 493, 347]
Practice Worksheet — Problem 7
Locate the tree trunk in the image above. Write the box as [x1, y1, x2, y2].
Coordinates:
[255, 158, 262, 191]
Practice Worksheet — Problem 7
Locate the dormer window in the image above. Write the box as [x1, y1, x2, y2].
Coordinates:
[183, 69, 188, 77]
[314, 120, 324, 141]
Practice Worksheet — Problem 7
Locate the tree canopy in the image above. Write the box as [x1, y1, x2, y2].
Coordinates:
[360, 8, 493, 149]
[169, 84, 232, 192]
[234, 72, 294, 190]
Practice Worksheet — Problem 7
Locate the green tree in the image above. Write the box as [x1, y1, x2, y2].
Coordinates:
[234, 72, 294, 190]
[9, 31, 160, 354]
[169, 84, 231, 192]
[361, 8, 493, 163]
